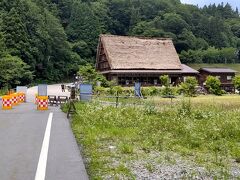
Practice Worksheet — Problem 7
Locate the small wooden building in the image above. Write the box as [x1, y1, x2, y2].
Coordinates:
[198, 68, 237, 92]
[96, 35, 198, 86]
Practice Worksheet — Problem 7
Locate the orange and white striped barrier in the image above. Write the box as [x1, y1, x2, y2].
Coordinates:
[18, 92, 25, 103]
[2, 95, 12, 110]
[37, 96, 48, 110]
[11, 93, 19, 106]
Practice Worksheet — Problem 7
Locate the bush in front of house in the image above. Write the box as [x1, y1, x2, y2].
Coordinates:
[110, 86, 124, 95]
[141, 87, 161, 96]
[179, 77, 198, 97]
[78, 64, 110, 87]
[93, 84, 180, 97]
[233, 75, 240, 94]
[94, 86, 106, 95]
[160, 75, 170, 96]
[205, 76, 224, 95]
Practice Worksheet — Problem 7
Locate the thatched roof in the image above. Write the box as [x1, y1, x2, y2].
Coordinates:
[98, 34, 182, 70]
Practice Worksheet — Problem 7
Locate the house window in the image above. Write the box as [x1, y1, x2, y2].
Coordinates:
[227, 76, 232, 80]
[154, 79, 158, 85]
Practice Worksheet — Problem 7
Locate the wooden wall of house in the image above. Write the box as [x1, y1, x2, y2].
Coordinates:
[198, 70, 235, 85]
[107, 73, 189, 86]
[96, 44, 110, 71]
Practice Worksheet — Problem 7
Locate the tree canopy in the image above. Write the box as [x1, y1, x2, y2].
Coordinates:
[0, 0, 240, 87]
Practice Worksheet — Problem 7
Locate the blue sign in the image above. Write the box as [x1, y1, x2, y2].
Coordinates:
[135, 82, 141, 97]
[80, 84, 93, 101]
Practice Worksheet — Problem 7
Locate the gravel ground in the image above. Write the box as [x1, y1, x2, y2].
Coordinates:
[97, 149, 240, 179]
[128, 152, 240, 179]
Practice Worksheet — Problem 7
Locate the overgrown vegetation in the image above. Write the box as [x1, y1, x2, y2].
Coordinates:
[0, 0, 239, 87]
[78, 63, 109, 87]
[180, 77, 198, 96]
[0, 55, 33, 88]
[160, 75, 174, 96]
[205, 76, 224, 95]
[71, 97, 240, 179]
[233, 75, 240, 94]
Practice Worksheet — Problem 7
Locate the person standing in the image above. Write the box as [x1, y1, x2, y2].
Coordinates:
[61, 84, 65, 92]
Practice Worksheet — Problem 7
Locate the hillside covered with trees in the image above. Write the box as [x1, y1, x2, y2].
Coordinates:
[0, 0, 240, 87]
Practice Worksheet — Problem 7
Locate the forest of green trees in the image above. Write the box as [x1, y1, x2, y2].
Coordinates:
[0, 0, 240, 87]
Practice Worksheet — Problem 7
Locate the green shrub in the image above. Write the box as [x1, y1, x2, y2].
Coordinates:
[78, 64, 110, 87]
[161, 86, 173, 96]
[123, 88, 134, 96]
[160, 75, 170, 87]
[233, 75, 240, 94]
[160, 75, 175, 96]
[141, 87, 161, 96]
[161, 86, 180, 96]
[205, 76, 223, 95]
[180, 77, 198, 97]
[110, 86, 123, 95]
[141, 87, 151, 96]
[94, 86, 106, 95]
[148, 86, 160, 96]
[95, 75, 110, 87]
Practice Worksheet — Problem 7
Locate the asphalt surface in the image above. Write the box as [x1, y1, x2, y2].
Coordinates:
[0, 85, 88, 180]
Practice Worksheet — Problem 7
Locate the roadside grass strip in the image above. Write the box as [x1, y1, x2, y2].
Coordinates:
[69, 96, 240, 179]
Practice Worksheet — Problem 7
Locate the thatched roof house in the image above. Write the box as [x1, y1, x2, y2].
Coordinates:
[96, 34, 198, 86]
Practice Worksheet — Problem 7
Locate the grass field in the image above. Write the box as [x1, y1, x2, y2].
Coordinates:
[150, 95, 240, 109]
[70, 95, 240, 179]
[188, 63, 240, 74]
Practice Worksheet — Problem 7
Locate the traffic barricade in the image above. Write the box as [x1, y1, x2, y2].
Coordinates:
[18, 92, 25, 103]
[11, 93, 19, 106]
[2, 95, 12, 110]
[37, 96, 48, 110]
[16, 86, 27, 102]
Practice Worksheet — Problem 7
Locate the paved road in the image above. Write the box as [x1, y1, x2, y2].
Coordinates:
[0, 85, 88, 180]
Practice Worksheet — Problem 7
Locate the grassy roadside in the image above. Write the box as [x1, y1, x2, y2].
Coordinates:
[70, 96, 240, 179]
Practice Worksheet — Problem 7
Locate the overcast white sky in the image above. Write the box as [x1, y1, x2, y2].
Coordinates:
[181, 0, 239, 9]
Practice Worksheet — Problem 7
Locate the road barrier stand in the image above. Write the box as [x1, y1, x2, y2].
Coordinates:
[2, 95, 12, 110]
[37, 96, 48, 110]
[11, 93, 19, 106]
[18, 92, 25, 103]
